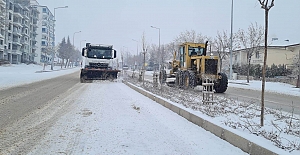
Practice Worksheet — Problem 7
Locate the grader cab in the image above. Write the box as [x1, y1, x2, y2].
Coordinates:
[160, 42, 228, 93]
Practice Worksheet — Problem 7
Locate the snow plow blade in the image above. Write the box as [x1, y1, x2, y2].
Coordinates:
[80, 69, 120, 82]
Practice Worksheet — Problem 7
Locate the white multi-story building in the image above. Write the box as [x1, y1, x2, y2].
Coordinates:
[0, 0, 6, 60]
[35, 5, 54, 64]
[0, 0, 39, 64]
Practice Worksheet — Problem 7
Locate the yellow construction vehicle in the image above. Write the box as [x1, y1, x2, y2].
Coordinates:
[160, 41, 228, 93]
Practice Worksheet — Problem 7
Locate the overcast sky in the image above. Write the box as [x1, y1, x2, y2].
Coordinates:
[37, 0, 300, 55]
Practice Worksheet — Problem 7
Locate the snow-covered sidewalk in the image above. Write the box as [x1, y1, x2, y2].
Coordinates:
[0, 64, 80, 90]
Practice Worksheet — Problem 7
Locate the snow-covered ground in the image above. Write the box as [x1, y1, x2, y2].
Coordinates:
[1, 64, 299, 154]
[27, 81, 247, 155]
[0, 64, 80, 90]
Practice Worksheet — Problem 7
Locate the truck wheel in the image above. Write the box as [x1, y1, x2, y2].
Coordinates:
[214, 73, 228, 93]
[80, 75, 87, 83]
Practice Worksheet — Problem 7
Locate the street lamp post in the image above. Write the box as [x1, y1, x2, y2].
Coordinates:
[132, 39, 138, 71]
[51, 6, 68, 70]
[80, 40, 86, 50]
[151, 25, 163, 88]
[150, 26, 161, 71]
[229, 0, 234, 80]
[73, 31, 81, 47]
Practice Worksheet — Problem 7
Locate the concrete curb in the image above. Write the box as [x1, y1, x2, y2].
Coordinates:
[123, 81, 278, 155]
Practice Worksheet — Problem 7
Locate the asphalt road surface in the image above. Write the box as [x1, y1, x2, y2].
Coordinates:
[220, 86, 300, 114]
[0, 71, 84, 154]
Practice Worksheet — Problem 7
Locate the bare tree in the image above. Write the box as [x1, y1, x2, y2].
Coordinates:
[174, 30, 197, 44]
[212, 30, 238, 72]
[164, 42, 177, 61]
[258, 0, 275, 127]
[174, 30, 210, 45]
[237, 22, 264, 83]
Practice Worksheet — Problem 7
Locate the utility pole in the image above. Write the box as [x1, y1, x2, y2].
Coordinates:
[52, 6, 68, 70]
[297, 50, 300, 88]
[229, 0, 234, 80]
[143, 50, 146, 86]
[132, 39, 139, 71]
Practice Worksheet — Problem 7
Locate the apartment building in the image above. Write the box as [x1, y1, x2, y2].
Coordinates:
[0, 0, 5, 60]
[0, 0, 39, 64]
[35, 6, 54, 64]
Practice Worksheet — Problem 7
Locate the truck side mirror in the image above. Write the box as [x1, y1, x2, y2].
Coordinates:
[82, 48, 85, 56]
[114, 50, 117, 58]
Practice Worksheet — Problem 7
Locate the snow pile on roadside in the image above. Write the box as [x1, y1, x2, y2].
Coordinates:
[0, 64, 80, 90]
[125, 77, 300, 154]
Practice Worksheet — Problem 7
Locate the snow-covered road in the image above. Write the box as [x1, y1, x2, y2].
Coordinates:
[28, 81, 246, 155]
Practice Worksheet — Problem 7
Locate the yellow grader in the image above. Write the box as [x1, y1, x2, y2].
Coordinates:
[159, 42, 228, 93]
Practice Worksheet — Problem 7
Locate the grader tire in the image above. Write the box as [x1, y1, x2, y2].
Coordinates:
[214, 72, 228, 93]
[175, 71, 184, 88]
[175, 72, 180, 87]
[159, 70, 167, 83]
[188, 71, 197, 89]
[182, 71, 190, 90]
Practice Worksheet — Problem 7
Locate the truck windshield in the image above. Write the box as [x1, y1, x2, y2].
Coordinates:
[87, 48, 112, 59]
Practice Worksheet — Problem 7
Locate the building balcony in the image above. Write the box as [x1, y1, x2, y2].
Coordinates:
[11, 49, 22, 55]
[0, 33, 3, 39]
[21, 39, 29, 45]
[12, 40, 22, 46]
[0, 44, 4, 50]
[12, 30, 22, 36]
[0, 0, 5, 6]
[13, 21, 23, 28]
[23, 14, 30, 20]
[22, 32, 30, 37]
[23, 6, 29, 11]
[13, 12, 23, 19]
[22, 23, 29, 28]
[0, 13, 5, 19]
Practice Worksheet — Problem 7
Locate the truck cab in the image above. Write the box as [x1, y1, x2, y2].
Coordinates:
[80, 43, 120, 82]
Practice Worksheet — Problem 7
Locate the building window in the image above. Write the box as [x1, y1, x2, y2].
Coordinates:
[255, 51, 260, 59]
[42, 28, 47, 33]
[43, 8, 47, 13]
[41, 41, 46, 46]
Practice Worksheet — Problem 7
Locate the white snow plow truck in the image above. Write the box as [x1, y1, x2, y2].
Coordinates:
[80, 43, 120, 83]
